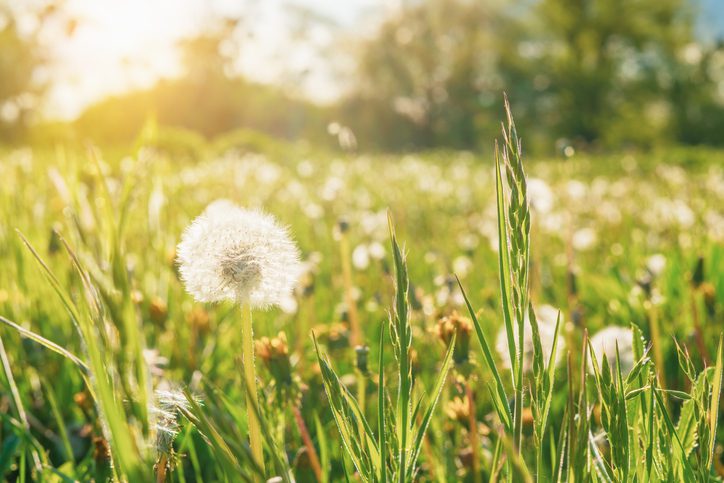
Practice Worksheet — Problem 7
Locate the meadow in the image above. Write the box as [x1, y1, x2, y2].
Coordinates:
[0, 112, 723, 482]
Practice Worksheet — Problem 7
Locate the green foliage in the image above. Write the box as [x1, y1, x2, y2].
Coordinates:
[0, 102, 723, 481]
[313, 214, 456, 482]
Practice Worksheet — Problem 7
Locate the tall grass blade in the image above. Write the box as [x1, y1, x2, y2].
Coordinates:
[708, 334, 723, 470]
[406, 334, 455, 480]
[456, 276, 511, 430]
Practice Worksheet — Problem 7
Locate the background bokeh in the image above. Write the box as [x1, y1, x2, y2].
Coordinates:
[2, 0, 724, 153]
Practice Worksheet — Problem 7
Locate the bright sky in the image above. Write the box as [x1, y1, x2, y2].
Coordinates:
[41, 0, 388, 119]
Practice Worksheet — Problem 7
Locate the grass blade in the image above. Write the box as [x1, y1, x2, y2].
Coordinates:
[456, 277, 511, 429]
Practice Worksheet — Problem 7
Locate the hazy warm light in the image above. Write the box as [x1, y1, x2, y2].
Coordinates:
[42, 0, 387, 120]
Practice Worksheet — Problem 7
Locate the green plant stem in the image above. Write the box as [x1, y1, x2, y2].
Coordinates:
[241, 302, 265, 480]
[647, 302, 667, 393]
[292, 405, 323, 482]
[689, 288, 710, 365]
[466, 382, 481, 483]
[340, 233, 361, 346]
[358, 371, 367, 447]
[156, 453, 168, 483]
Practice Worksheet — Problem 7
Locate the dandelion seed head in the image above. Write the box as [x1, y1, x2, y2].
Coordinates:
[589, 325, 635, 375]
[151, 389, 190, 454]
[496, 304, 565, 372]
[177, 200, 301, 308]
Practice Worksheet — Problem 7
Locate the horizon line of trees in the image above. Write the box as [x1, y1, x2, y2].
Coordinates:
[2, 0, 724, 154]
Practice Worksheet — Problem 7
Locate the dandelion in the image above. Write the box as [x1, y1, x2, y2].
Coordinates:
[176, 200, 300, 307]
[496, 304, 565, 372]
[588, 326, 635, 375]
[177, 200, 301, 476]
[152, 389, 191, 482]
[433, 311, 473, 364]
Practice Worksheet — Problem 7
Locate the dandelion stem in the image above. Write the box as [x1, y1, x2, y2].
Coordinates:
[689, 288, 710, 365]
[358, 371, 367, 447]
[339, 231, 361, 346]
[241, 302, 265, 479]
[647, 302, 667, 393]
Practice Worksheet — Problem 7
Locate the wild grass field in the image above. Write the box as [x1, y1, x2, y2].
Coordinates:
[0, 112, 723, 482]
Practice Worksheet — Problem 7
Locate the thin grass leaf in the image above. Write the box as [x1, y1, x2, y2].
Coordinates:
[588, 432, 614, 483]
[314, 334, 378, 481]
[456, 276, 511, 429]
[378, 323, 387, 483]
[0, 335, 42, 474]
[239, 378, 294, 483]
[179, 389, 253, 481]
[406, 334, 455, 480]
[42, 380, 75, 469]
[0, 316, 90, 375]
[315, 413, 330, 483]
[653, 389, 696, 480]
[708, 334, 723, 470]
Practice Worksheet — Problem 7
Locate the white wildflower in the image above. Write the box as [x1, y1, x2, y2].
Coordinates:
[588, 326, 635, 375]
[572, 227, 597, 251]
[176, 200, 301, 308]
[368, 241, 385, 260]
[352, 244, 370, 270]
[646, 254, 666, 277]
[528, 178, 554, 214]
[496, 304, 565, 372]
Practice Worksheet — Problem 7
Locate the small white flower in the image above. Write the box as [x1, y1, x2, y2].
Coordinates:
[572, 227, 597, 251]
[352, 244, 370, 270]
[528, 178, 554, 214]
[588, 326, 635, 375]
[177, 200, 301, 308]
[646, 254, 666, 277]
[496, 304, 565, 372]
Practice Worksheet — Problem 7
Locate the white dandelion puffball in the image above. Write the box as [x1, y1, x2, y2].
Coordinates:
[177, 200, 301, 308]
[588, 326, 635, 375]
[496, 304, 565, 372]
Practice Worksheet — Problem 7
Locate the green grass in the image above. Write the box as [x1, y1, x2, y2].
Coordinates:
[0, 107, 723, 482]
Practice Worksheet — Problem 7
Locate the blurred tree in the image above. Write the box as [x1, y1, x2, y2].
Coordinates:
[0, 1, 72, 142]
[0, 4, 43, 140]
[341, 0, 503, 151]
[501, 0, 724, 148]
